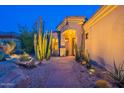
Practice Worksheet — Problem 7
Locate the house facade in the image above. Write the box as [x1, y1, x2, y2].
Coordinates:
[52, 5, 124, 69]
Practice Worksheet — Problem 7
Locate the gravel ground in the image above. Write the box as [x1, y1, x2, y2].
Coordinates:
[20, 56, 116, 88]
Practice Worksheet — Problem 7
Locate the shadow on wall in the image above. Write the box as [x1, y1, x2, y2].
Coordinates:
[90, 56, 107, 69]
[97, 56, 106, 67]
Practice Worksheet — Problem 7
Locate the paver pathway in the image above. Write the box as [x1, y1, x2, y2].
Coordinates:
[22, 56, 83, 88]
[44, 56, 82, 88]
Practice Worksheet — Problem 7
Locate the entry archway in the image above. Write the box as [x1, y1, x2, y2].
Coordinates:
[57, 16, 86, 56]
[62, 29, 76, 56]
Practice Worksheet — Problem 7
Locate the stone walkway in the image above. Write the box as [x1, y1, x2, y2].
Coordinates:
[21, 56, 83, 88]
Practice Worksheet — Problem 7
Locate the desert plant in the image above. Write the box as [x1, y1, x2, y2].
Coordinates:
[3, 41, 16, 54]
[0, 51, 4, 61]
[33, 17, 52, 61]
[46, 31, 52, 60]
[33, 17, 44, 61]
[20, 53, 31, 61]
[82, 50, 92, 69]
[19, 26, 36, 54]
[34, 31, 53, 61]
[34, 33, 43, 61]
[43, 33, 47, 58]
[74, 43, 82, 62]
[34, 34, 37, 57]
[107, 61, 124, 87]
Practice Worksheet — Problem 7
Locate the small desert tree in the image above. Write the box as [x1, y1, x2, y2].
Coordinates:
[19, 25, 36, 54]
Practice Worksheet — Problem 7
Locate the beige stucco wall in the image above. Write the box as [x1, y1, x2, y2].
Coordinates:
[85, 6, 124, 68]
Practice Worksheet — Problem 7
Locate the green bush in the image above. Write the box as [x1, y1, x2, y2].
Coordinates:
[19, 26, 36, 54]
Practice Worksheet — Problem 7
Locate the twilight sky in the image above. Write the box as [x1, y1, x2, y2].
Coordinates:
[0, 5, 100, 33]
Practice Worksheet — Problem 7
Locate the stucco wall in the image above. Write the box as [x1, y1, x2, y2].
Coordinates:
[85, 6, 124, 68]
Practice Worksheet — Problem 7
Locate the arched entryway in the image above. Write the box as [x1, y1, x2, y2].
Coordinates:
[57, 16, 86, 57]
[61, 29, 76, 56]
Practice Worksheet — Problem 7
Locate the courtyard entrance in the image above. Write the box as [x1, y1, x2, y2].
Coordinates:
[61, 29, 76, 56]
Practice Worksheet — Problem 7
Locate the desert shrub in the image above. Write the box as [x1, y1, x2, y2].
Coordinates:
[20, 53, 31, 61]
[3, 41, 16, 54]
[107, 61, 124, 87]
[19, 26, 36, 54]
[81, 50, 92, 69]
[74, 43, 82, 62]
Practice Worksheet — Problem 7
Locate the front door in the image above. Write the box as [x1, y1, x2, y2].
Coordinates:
[65, 38, 69, 56]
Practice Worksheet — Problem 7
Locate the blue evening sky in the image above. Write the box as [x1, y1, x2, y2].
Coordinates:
[0, 5, 100, 33]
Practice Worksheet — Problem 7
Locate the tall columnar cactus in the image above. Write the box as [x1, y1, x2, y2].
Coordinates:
[33, 30, 43, 61]
[46, 30, 53, 60]
[42, 33, 47, 58]
[44, 33, 47, 58]
[34, 34, 37, 56]
[34, 33, 40, 60]
[34, 31, 53, 61]
[42, 34, 45, 58]
[33, 17, 43, 61]
[38, 29, 43, 60]
[34, 17, 53, 61]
